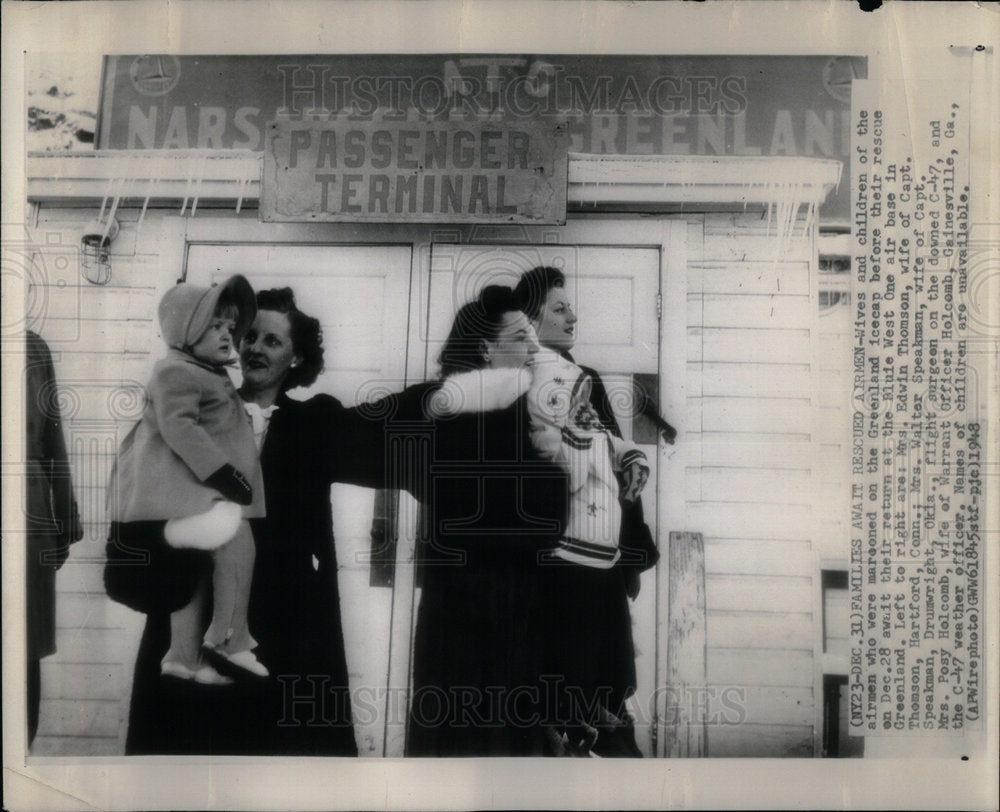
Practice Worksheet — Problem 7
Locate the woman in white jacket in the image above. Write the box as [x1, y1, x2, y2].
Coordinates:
[514, 266, 656, 757]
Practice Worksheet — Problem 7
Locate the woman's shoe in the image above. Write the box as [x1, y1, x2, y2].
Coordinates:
[193, 664, 234, 686]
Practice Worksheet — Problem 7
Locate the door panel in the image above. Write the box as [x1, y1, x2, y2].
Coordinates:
[426, 244, 659, 376]
[185, 243, 412, 756]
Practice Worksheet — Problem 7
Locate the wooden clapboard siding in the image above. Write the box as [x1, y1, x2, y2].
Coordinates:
[697, 438, 816, 469]
[46, 558, 104, 592]
[823, 585, 850, 661]
[706, 612, 814, 650]
[706, 724, 815, 757]
[37, 699, 120, 738]
[684, 210, 823, 756]
[815, 280, 853, 566]
[687, 466, 813, 505]
[708, 649, 814, 687]
[686, 293, 813, 329]
[694, 396, 814, 436]
[687, 501, 813, 538]
[51, 626, 131, 665]
[709, 686, 815, 726]
[705, 574, 814, 614]
[40, 662, 123, 700]
[704, 538, 813, 576]
[688, 262, 811, 296]
[24, 205, 839, 759]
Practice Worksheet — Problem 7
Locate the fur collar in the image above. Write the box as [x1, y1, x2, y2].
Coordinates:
[430, 367, 531, 416]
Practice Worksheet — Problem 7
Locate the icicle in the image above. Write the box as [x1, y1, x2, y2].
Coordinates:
[190, 154, 209, 218]
[235, 175, 247, 215]
[180, 155, 195, 216]
[104, 182, 122, 243]
[137, 176, 157, 233]
[100, 176, 124, 242]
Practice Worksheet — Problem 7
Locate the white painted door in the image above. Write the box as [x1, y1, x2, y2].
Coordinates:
[420, 240, 663, 755]
[185, 243, 412, 756]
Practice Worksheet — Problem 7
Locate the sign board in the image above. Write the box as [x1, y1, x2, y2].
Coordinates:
[97, 54, 867, 222]
[260, 120, 568, 223]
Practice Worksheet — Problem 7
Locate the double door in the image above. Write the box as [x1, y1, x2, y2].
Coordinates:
[185, 219, 679, 756]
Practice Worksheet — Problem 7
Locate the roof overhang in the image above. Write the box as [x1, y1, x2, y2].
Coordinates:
[26, 151, 842, 212]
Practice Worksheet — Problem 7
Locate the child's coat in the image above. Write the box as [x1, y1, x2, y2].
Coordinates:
[109, 279, 264, 522]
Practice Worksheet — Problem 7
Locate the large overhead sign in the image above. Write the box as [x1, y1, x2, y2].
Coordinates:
[261, 120, 567, 223]
[97, 54, 867, 221]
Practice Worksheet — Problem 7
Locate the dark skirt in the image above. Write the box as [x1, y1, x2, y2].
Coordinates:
[126, 612, 270, 755]
[407, 553, 550, 757]
[125, 576, 358, 756]
[540, 562, 638, 726]
[126, 605, 357, 756]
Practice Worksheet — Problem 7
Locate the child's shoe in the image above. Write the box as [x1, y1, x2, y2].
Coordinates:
[160, 660, 197, 681]
[193, 664, 234, 686]
[222, 649, 270, 678]
[203, 645, 269, 678]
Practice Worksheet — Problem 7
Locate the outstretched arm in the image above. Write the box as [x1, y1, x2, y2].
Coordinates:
[327, 382, 440, 491]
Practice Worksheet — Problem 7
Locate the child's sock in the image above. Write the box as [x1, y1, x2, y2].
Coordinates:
[203, 522, 256, 653]
[162, 575, 208, 672]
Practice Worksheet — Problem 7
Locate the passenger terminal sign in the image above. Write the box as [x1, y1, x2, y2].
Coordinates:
[260, 120, 568, 222]
[97, 54, 867, 221]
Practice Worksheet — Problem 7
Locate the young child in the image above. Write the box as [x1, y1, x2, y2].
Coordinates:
[526, 347, 649, 568]
[110, 275, 268, 684]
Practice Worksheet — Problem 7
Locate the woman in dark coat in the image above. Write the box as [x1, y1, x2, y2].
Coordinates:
[383, 285, 569, 756]
[124, 288, 381, 755]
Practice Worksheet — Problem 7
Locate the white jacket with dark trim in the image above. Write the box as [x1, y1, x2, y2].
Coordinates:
[428, 359, 649, 569]
[527, 350, 648, 569]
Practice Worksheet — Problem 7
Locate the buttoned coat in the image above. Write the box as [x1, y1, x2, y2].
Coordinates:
[110, 349, 265, 521]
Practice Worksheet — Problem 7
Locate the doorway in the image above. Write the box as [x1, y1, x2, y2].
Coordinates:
[416, 239, 663, 755]
[185, 242, 413, 756]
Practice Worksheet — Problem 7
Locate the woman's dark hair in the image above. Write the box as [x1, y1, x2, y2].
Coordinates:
[255, 287, 324, 391]
[513, 266, 566, 321]
[437, 285, 520, 378]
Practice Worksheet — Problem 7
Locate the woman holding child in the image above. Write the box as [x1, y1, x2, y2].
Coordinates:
[121, 283, 377, 756]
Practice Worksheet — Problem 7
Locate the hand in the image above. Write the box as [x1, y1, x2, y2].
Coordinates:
[205, 464, 253, 506]
[620, 462, 649, 504]
[624, 568, 641, 600]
